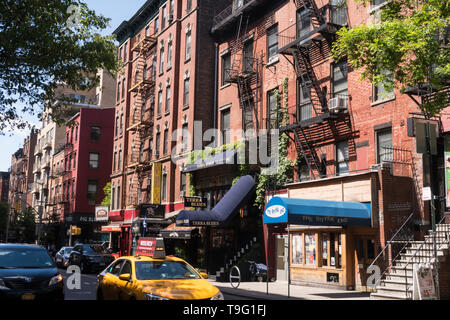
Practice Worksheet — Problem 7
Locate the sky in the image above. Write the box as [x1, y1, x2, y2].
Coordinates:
[0, 0, 146, 172]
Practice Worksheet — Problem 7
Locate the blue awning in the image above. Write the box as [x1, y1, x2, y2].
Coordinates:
[182, 150, 237, 173]
[176, 175, 255, 227]
[263, 197, 371, 227]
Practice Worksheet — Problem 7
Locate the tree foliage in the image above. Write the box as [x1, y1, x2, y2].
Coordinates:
[101, 181, 112, 207]
[332, 0, 449, 116]
[13, 208, 36, 244]
[0, 0, 118, 132]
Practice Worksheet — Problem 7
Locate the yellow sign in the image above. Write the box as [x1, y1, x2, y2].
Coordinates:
[71, 225, 81, 235]
[151, 162, 162, 205]
[15, 201, 21, 212]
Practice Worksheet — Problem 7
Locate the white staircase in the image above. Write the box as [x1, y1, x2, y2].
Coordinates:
[214, 237, 258, 281]
[371, 223, 450, 300]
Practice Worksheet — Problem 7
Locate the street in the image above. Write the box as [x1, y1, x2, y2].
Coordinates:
[60, 269, 249, 300]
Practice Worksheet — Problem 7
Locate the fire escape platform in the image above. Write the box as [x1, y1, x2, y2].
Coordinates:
[280, 112, 342, 132]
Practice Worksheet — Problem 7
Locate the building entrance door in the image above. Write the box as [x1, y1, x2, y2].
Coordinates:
[276, 235, 288, 281]
[355, 237, 377, 290]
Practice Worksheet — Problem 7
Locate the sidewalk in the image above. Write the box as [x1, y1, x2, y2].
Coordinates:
[209, 280, 371, 300]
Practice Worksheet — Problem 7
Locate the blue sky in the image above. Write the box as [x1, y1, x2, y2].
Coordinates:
[0, 0, 145, 172]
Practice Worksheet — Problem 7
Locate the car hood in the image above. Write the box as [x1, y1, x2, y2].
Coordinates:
[139, 279, 220, 300]
[0, 267, 58, 281]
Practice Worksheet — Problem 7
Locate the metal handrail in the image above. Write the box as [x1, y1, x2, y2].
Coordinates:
[368, 212, 415, 287]
[403, 215, 449, 298]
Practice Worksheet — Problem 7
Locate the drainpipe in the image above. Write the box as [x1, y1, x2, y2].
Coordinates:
[213, 43, 219, 148]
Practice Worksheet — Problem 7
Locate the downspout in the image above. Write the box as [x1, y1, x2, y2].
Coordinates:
[213, 43, 219, 148]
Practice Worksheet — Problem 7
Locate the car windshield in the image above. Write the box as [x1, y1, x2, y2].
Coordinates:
[135, 261, 201, 280]
[82, 245, 105, 254]
[0, 248, 55, 268]
[64, 248, 73, 254]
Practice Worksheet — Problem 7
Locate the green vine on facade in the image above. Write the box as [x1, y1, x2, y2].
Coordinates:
[254, 77, 294, 209]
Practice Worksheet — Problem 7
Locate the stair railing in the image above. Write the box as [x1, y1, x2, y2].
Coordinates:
[368, 212, 416, 288]
[403, 215, 450, 299]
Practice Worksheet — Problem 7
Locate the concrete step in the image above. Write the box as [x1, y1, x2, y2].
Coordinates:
[379, 279, 409, 291]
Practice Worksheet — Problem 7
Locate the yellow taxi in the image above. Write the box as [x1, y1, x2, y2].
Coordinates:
[96, 238, 224, 300]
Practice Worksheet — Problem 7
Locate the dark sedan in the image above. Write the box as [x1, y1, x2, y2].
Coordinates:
[69, 244, 115, 274]
[0, 244, 64, 300]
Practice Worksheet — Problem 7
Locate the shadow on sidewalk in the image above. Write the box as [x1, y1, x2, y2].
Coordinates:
[219, 286, 305, 300]
[309, 292, 371, 299]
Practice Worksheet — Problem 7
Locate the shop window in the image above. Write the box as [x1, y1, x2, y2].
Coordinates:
[322, 233, 328, 267]
[338, 234, 342, 267]
[304, 233, 316, 266]
[330, 233, 336, 267]
[292, 234, 303, 264]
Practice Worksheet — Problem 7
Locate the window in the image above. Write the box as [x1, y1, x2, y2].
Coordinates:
[159, 46, 164, 73]
[329, 232, 341, 268]
[145, 26, 150, 37]
[332, 60, 348, 96]
[374, 69, 394, 102]
[221, 53, 231, 85]
[167, 40, 173, 68]
[139, 143, 144, 162]
[69, 94, 86, 104]
[170, 0, 174, 19]
[163, 129, 169, 154]
[336, 140, 349, 175]
[89, 153, 99, 169]
[113, 149, 117, 172]
[185, 31, 191, 61]
[243, 40, 253, 73]
[322, 233, 328, 266]
[118, 147, 122, 171]
[124, 43, 128, 62]
[376, 128, 393, 163]
[116, 186, 121, 209]
[87, 180, 98, 205]
[158, 89, 163, 115]
[73, 152, 76, 169]
[71, 179, 75, 200]
[298, 81, 312, 121]
[162, 173, 167, 201]
[165, 85, 171, 113]
[243, 107, 253, 131]
[221, 109, 230, 145]
[90, 126, 101, 142]
[162, 6, 167, 29]
[305, 233, 316, 265]
[111, 186, 115, 210]
[180, 172, 186, 194]
[181, 123, 189, 151]
[267, 25, 278, 60]
[154, 17, 159, 33]
[292, 234, 303, 264]
[67, 180, 71, 201]
[120, 113, 124, 134]
[187, 0, 192, 11]
[121, 78, 125, 99]
[115, 116, 119, 136]
[268, 90, 278, 129]
[297, 8, 311, 38]
[155, 132, 161, 158]
[183, 77, 190, 106]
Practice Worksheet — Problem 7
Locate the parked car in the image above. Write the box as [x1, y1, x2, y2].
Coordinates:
[69, 244, 115, 274]
[0, 244, 64, 300]
[55, 247, 73, 268]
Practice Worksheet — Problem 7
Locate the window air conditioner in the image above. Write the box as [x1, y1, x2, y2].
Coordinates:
[328, 96, 348, 112]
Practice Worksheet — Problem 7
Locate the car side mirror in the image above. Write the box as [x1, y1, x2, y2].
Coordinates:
[119, 273, 131, 281]
[200, 272, 208, 279]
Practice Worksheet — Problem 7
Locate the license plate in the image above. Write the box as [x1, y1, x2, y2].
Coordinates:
[21, 293, 36, 300]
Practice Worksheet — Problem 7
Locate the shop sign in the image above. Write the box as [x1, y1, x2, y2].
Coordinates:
[151, 163, 162, 205]
[101, 225, 121, 232]
[413, 264, 437, 300]
[265, 205, 286, 218]
[422, 187, 432, 201]
[140, 204, 165, 218]
[184, 196, 207, 208]
[95, 206, 109, 221]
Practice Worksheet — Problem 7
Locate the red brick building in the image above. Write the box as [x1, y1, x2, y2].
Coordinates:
[0, 172, 10, 204]
[109, 0, 228, 256]
[203, 0, 448, 290]
[47, 107, 114, 246]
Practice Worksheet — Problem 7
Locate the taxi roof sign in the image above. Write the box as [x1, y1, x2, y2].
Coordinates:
[135, 237, 166, 258]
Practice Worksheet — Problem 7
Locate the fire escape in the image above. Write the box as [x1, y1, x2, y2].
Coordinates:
[278, 0, 353, 179]
[127, 33, 157, 207]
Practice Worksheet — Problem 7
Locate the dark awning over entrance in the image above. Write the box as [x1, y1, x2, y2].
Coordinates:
[182, 150, 237, 173]
[263, 197, 371, 226]
[176, 175, 255, 227]
[159, 224, 198, 239]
